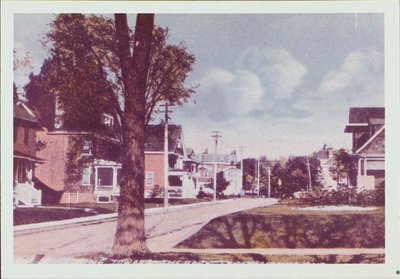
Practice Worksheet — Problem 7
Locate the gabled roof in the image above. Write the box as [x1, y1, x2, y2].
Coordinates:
[145, 124, 183, 155]
[348, 107, 384, 123]
[356, 125, 385, 154]
[344, 107, 384, 133]
[14, 102, 38, 123]
[195, 153, 237, 164]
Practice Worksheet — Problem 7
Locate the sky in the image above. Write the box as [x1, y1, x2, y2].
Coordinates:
[14, 13, 384, 159]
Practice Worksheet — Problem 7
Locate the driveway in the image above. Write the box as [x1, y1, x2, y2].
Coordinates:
[14, 198, 277, 263]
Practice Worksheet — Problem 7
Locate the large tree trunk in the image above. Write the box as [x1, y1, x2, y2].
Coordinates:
[112, 14, 154, 257]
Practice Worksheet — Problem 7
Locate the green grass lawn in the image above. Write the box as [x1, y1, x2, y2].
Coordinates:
[14, 198, 211, 225]
[14, 207, 98, 226]
[175, 201, 385, 249]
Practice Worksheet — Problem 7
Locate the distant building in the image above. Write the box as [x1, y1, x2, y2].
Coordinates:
[317, 145, 348, 189]
[195, 151, 243, 195]
[344, 107, 385, 190]
[13, 102, 43, 207]
[144, 124, 199, 199]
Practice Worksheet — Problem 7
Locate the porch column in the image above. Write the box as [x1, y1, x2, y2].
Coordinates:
[94, 166, 99, 191]
[357, 158, 361, 176]
[112, 167, 118, 193]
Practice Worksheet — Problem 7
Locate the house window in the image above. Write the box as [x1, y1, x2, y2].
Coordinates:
[117, 168, 122, 187]
[82, 140, 92, 156]
[204, 170, 208, 178]
[23, 127, 29, 145]
[191, 164, 196, 172]
[82, 167, 91, 186]
[97, 167, 113, 187]
[102, 113, 114, 127]
[146, 172, 154, 186]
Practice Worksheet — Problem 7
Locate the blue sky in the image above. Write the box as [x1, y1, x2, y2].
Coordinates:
[14, 13, 384, 159]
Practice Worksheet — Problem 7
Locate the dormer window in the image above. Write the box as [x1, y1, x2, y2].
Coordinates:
[82, 140, 92, 156]
[102, 113, 114, 127]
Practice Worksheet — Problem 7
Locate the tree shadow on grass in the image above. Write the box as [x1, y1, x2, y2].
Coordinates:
[175, 212, 384, 249]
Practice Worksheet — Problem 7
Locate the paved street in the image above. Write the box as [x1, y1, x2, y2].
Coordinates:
[14, 198, 277, 263]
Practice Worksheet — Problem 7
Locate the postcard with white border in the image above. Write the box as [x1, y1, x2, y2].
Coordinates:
[1, 1, 399, 278]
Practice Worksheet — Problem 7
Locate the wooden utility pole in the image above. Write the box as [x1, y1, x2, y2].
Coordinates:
[306, 158, 312, 191]
[238, 146, 244, 195]
[159, 103, 172, 208]
[257, 158, 260, 196]
[267, 166, 271, 198]
[211, 131, 221, 201]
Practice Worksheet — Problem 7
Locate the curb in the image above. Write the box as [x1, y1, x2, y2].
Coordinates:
[166, 248, 385, 255]
[14, 198, 273, 235]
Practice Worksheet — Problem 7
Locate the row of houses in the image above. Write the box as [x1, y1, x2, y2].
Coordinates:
[13, 102, 243, 207]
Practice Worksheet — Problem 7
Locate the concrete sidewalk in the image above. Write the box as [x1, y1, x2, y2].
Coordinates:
[14, 198, 278, 263]
[166, 248, 385, 255]
[14, 198, 248, 235]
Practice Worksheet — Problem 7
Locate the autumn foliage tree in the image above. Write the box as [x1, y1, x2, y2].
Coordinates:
[26, 14, 196, 138]
[25, 13, 196, 256]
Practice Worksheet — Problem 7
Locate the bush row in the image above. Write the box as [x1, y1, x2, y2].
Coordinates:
[299, 181, 384, 206]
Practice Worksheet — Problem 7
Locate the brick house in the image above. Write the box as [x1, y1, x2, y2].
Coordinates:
[35, 129, 121, 204]
[344, 107, 385, 190]
[35, 122, 199, 203]
[144, 124, 200, 199]
[195, 152, 243, 195]
[13, 102, 43, 207]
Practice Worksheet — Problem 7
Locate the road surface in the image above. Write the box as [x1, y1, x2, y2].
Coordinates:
[14, 198, 277, 263]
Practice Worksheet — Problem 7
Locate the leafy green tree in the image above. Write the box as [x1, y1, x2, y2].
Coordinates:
[282, 155, 322, 197]
[241, 158, 256, 193]
[26, 14, 196, 138]
[25, 60, 57, 130]
[329, 148, 356, 187]
[205, 171, 230, 197]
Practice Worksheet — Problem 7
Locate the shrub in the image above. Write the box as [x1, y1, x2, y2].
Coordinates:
[197, 190, 212, 199]
[374, 180, 385, 206]
[150, 184, 163, 200]
[300, 182, 384, 207]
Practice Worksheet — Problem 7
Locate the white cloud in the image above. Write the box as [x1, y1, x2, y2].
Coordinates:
[188, 47, 309, 122]
[237, 47, 307, 98]
[318, 48, 384, 95]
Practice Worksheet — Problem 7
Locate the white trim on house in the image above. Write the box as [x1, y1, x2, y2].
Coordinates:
[146, 172, 154, 186]
[82, 166, 91, 186]
[346, 123, 369, 127]
[355, 125, 385, 154]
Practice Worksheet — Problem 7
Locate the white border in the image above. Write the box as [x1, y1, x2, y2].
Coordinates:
[2, 1, 399, 279]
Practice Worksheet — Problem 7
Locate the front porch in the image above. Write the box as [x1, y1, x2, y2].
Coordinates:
[14, 156, 42, 207]
[356, 154, 385, 190]
[168, 170, 199, 199]
[94, 160, 121, 203]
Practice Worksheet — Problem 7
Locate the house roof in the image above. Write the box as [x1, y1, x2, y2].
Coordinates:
[195, 153, 237, 164]
[14, 102, 39, 124]
[348, 107, 385, 123]
[145, 124, 183, 154]
[355, 125, 385, 154]
[344, 107, 384, 133]
[14, 150, 44, 162]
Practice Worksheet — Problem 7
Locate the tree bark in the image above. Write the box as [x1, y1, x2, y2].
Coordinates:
[112, 13, 154, 257]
